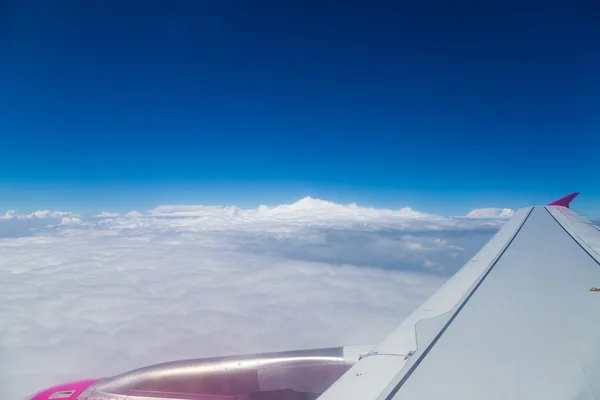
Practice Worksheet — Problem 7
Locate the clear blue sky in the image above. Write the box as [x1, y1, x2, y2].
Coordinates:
[1, 1, 599, 215]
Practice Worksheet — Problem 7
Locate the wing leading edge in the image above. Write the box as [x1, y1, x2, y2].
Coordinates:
[320, 195, 600, 400]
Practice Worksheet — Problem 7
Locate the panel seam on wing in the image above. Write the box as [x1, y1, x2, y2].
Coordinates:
[378, 206, 535, 400]
[546, 207, 600, 267]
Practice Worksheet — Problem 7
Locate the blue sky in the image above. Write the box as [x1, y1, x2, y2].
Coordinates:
[1, 1, 599, 215]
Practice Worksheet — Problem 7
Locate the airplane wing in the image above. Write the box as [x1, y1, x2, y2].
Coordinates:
[319, 192, 600, 400]
[29, 193, 600, 400]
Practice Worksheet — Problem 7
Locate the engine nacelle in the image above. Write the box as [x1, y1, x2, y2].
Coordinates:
[31, 346, 371, 400]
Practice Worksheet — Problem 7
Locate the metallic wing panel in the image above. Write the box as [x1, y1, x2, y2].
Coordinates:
[388, 206, 600, 399]
[319, 208, 533, 399]
[320, 205, 600, 400]
[548, 206, 600, 265]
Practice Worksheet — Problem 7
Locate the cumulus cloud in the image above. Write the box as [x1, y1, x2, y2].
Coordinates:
[0, 209, 75, 220]
[29, 210, 73, 219]
[149, 197, 431, 221]
[125, 210, 143, 217]
[466, 207, 515, 218]
[59, 217, 83, 226]
[0, 210, 17, 219]
[93, 212, 120, 218]
[0, 197, 507, 399]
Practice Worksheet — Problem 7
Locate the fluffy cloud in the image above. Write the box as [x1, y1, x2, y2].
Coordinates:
[149, 197, 430, 220]
[466, 207, 515, 218]
[0, 209, 75, 220]
[59, 217, 83, 226]
[0, 210, 17, 219]
[29, 210, 72, 219]
[0, 198, 507, 399]
[93, 212, 120, 218]
[125, 210, 143, 217]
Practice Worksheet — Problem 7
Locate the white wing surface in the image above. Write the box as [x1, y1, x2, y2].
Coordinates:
[320, 194, 600, 400]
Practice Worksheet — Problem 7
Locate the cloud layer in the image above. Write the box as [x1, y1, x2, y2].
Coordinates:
[0, 198, 506, 398]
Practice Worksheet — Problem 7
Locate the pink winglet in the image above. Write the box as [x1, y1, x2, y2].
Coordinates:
[547, 192, 579, 208]
[31, 378, 101, 400]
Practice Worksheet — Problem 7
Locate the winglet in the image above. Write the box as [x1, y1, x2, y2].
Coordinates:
[547, 192, 579, 208]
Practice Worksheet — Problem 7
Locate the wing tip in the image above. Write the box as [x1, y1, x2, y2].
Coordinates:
[547, 192, 579, 208]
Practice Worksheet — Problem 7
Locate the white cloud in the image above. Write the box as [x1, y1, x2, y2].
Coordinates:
[149, 197, 431, 220]
[93, 212, 120, 218]
[59, 217, 83, 226]
[0, 209, 75, 220]
[0, 197, 506, 399]
[28, 210, 53, 218]
[466, 208, 515, 218]
[26, 210, 75, 219]
[125, 210, 143, 217]
[0, 210, 17, 220]
[145, 198, 442, 235]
